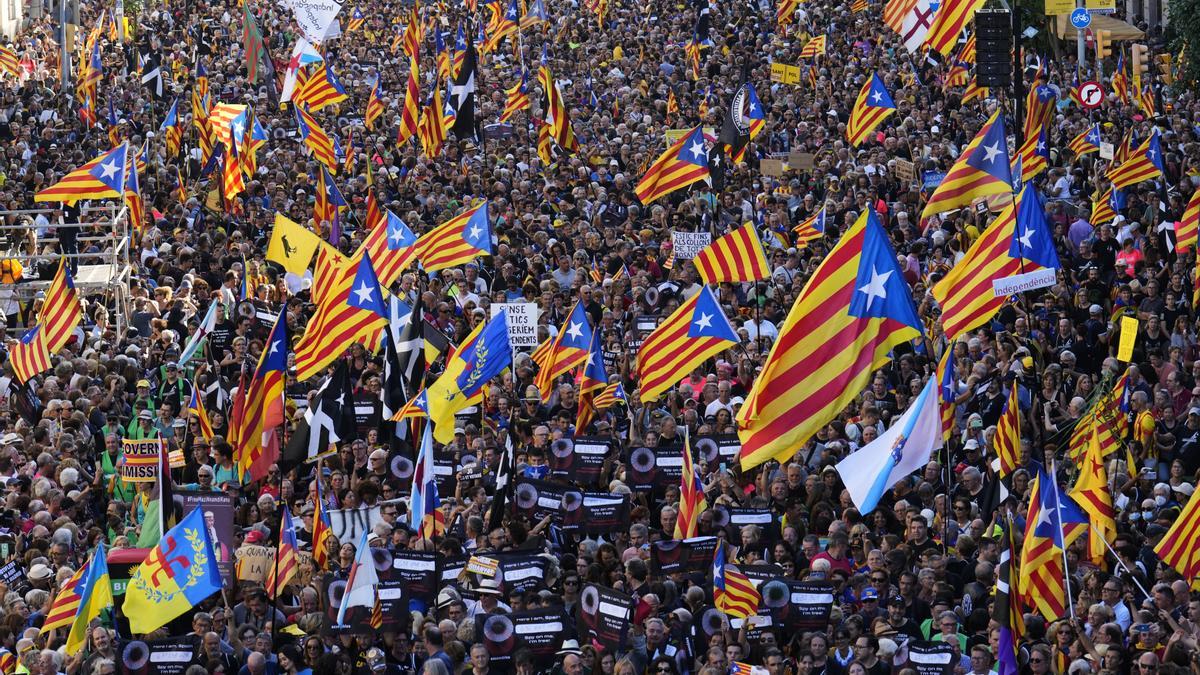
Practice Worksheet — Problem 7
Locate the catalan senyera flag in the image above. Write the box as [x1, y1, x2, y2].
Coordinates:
[777, 0, 799, 22]
[397, 58, 421, 145]
[1111, 54, 1129, 103]
[846, 72, 896, 147]
[0, 45, 18, 77]
[798, 35, 826, 59]
[484, 0, 519, 52]
[1067, 369, 1129, 463]
[793, 207, 827, 248]
[293, 252, 390, 381]
[265, 507, 301, 596]
[937, 347, 957, 441]
[294, 105, 338, 173]
[311, 481, 333, 568]
[883, 0, 917, 32]
[40, 259, 83, 353]
[366, 79, 385, 130]
[933, 186, 1059, 340]
[925, 0, 985, 56]
[414, 200, 492, 272]
[402, 7, 422, 62]
[1155, 486, 1200, 582]
[234, 307, 288, 482]
[921, 110, 1012, 217]
[10, 325, 51, 384]
[418, 90, 447, 158]
[961, 77, 988, 105]
[993, 381, 1020, 478]
[737, 209, 923, 470]
[1091, 186, 1118, 226]
[40, 565, 84, 635]
[637, 285, 738, 402]
[539, 63, 580, 153]
[713, 542, 760, 619]
[1023, 84, 1056, 141]
[187, 383, 215, 442]
[959, 33, 977, 63]
[1070, 427, 1117, 566]
[675, 430, 707, 539]
[534, 301, 593, 401]
[635, 125, 709, 205]
[499, 69, 531, 123]
[1137, 85, 1157, 117]
[693, 222, 770, 283]
[1022, 466, 1089, 619]
[1067, 125, 1101, 157]
[35, 142, 128, 203]
[1108, 129, 1164, 190]
[943, 61, 969, 90]
[347, 7, 366, 31]
[62, 543, 112, 654]
[123, 507, 222, 634]
[1177, 188, 1200, 253]
[851, 0, 868, 12]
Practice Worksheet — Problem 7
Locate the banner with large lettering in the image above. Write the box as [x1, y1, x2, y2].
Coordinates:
[578, 583, 634, 653]
[281, 0, 344, 43]
[476, 608, 573, 673]
[120, 439, 163, 482]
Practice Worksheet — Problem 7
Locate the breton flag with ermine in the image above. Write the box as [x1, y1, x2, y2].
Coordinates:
[693, 222, 770, 283]
[265, 507, 301, 596]
[846, 72, 896, 147]
[924, 0, 984, 56]
[450, 41, 479, 142]
[635, 125, 709, 205]
[675, 429, 707, 539]
[1177, 188, 1200, 253]
[636, 285, 738, 402]
[932, 186, 1059, 340]
[921, 110, 1012, 218]
[1109, 129, 1164, 190]
[737, 209, 923, 470]
[713, 541, 760, 619]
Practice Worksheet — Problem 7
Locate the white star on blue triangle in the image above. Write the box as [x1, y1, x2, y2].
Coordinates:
[386, 211, 417, 250]
[686, 286, 738, 341]
[847, 210, 922, 329]
[866, 73, 895, 110]
[462, 202, 493, 253]
[348, 252, 387, 318]
[1010, 187, 1062, 270]
[964, 115, 1013, 186]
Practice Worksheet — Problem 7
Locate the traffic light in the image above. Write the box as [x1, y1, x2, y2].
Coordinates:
[1131, 43, 1150, 78]
[1094, 29, 1112, 60]
[1158, 54, 1174, 84]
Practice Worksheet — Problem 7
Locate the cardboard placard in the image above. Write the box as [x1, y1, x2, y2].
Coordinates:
[1099, 141, 1115, 159]
[787, 151, 815, 171]
[578, 584, 634, 652]
[894, 158, 916, 183]
[234, 544, 274, 583]
[493, 303, 539, 347]
[120, 439, 164, 482]
[770, 62, 801, 84]
[760, 159, 787, 177]
[1118, 315, 1139, 362]
[672, 231, 713, 259]
[1045, 0, 1074, 14]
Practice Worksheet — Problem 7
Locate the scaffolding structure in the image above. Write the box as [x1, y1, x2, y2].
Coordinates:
[0, 202, 133, 337]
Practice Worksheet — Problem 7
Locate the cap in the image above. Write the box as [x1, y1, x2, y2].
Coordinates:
[136, 379, 151, 388]
[964, 439, 980, 450]
[369, 448, 387, 460]
[138, 410, 153, 420]
[1089, 304, 1103, 315]
[861, 588, 879, 601]
[1188, 408, 1200, 416]
[28, 564, 52, 581]
[244, 530, 266, 544]
[1173, 483, 1195, 497]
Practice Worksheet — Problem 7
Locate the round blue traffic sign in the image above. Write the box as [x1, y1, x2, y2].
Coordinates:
[1070, 7, 1092, 28]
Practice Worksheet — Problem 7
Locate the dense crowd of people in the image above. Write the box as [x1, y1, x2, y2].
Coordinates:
[0, 0, 1197, 672]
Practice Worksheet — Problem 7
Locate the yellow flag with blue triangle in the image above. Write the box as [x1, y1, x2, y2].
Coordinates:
[122, 507, 223, 634]
[64, 542, 113, 654]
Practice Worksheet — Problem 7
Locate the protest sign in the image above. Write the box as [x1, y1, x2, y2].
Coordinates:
[493, 302, 539, 347]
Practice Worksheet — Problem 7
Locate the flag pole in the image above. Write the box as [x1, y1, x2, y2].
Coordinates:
[1047, 458, 1076, 619]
